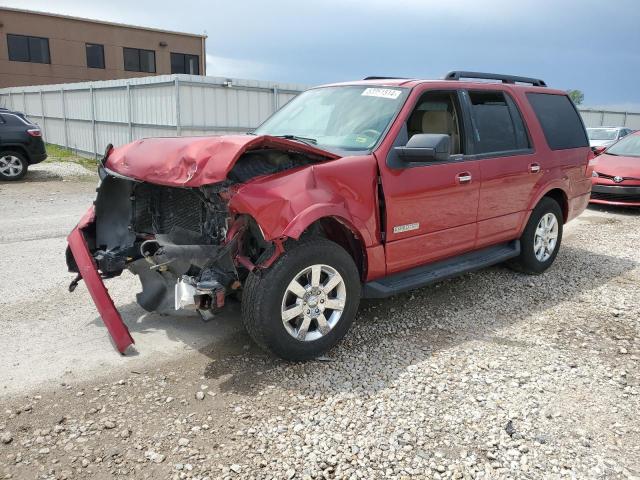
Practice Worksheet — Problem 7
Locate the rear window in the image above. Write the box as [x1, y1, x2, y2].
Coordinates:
[526, 93, 588, 150]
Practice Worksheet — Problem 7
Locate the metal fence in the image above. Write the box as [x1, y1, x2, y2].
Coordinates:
[0, 74, 306, 157]
[579, 109, 640, 129]
[1, 75, 639, 156]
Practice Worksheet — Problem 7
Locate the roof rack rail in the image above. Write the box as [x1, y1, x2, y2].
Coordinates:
[363, 76, 408, 80]
[444, 71, 547, 87]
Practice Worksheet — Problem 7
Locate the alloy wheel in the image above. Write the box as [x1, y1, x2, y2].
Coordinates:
[0, 155, 24, 178]
[533, 212, 559, 262]
[281, 264, 346, 342]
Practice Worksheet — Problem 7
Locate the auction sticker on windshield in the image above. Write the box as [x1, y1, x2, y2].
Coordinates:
[361, 88, 402, 99]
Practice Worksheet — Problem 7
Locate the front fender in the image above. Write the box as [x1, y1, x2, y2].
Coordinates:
[281, 204, 371, 244]
[228, 156, 379, 247]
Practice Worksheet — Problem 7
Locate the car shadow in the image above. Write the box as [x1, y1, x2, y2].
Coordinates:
[588, 203, 639, 216]
[0, 174, 61, 183]
[97, 244, 636, 398]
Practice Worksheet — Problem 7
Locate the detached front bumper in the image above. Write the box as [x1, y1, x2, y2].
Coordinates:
[67, 207, 134, 354]
[590, 184, 640, 207]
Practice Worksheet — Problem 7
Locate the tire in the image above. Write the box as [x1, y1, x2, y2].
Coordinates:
[509, 197, 563, 274]
[242, 238, 361, 361]
[0, 151, 28, 181]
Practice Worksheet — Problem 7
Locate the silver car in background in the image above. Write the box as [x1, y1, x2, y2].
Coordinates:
[587, 126, 634, 148]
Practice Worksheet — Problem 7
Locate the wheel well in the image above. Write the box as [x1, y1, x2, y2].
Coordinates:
[302, 217, 366, 279]
[543, 189, 568, 223]
[0, 145, 28, 160]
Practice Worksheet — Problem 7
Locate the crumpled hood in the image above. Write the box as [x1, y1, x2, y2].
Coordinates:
[593, 153, 640, 179]
[104, 134, 339, 187]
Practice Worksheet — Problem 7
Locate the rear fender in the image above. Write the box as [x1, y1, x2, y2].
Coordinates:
[527, 181, 569, 213]
[519, 180, 569, 236]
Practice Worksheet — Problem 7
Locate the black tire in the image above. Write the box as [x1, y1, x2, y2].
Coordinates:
[241, 238, 361, 361]
[0, 151, 28, 181]
[509, 197, 563, 274]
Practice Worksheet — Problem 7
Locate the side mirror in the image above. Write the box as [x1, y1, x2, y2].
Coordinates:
[394, 134, 450, 164]
[592, 146, 606, 156]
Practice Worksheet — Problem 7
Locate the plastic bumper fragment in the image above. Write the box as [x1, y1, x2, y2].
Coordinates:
[67, 208, 134, 354]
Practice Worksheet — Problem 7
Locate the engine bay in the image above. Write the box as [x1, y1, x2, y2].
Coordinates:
[68, 146, 324, 319]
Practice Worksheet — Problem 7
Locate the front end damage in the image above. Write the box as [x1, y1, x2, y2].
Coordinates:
[66, 135, 338, 353]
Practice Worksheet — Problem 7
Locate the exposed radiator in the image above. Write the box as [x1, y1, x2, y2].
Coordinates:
[132, 184, 205, 236]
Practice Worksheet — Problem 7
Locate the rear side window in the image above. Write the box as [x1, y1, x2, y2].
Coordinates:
[1, 113, 32, 126]
[467, 91, 530, 154]
[1, 114, 18, 125]
[526, 93, 588, 150]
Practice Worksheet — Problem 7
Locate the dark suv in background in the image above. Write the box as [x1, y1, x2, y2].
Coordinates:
[0, 108, 47, 180]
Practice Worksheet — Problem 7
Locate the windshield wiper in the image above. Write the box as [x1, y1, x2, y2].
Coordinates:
[273, 134, 318, 145]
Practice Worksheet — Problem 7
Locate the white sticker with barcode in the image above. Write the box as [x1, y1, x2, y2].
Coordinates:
[361, 88, 402, 99]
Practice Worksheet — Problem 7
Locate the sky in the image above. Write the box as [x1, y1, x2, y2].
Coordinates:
[3, 0, 640, 110]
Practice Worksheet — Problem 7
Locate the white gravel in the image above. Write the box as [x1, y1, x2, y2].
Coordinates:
[0, 178, 240, 398]
[0, 175, 638, 479]
[28, 161, 97, 180]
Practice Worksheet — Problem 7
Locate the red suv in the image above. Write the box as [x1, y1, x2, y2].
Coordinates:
[67, 71, 592, 360]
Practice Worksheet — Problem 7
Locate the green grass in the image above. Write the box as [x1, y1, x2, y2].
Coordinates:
[44, 143, 98, 171]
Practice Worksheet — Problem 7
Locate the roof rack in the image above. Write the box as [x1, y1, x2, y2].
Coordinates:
[363, 76, 408, 80]
[444, 71, 547, 87]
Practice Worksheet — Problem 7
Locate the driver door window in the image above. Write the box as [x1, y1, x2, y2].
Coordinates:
[406, 92, 465, 155]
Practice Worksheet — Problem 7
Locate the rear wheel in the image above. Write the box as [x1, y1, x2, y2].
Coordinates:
[0, 151, 28, 181]
[241, 238, 361, 361]
[509, 197, 563, 274]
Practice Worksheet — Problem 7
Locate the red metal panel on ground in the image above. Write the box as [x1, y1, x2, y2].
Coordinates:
[67, 212, 134, 354]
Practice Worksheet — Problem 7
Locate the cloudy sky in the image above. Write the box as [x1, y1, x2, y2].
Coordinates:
[4, 0, 640, 109]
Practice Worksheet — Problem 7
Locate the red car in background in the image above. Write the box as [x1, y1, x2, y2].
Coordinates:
[591, 131, 640, 207]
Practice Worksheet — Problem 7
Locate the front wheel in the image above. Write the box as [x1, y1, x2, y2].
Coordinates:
[509, 197, 563, 274]
[241, 238, 361, 361]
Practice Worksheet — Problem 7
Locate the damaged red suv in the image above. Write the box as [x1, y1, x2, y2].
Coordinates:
[67, 71, 592, 360]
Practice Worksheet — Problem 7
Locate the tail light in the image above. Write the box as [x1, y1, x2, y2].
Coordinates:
[586, 158, 596, 178]
[27, 129, 42, 137]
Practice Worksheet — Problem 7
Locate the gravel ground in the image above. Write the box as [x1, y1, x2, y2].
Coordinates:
[0, 172, 638, 479]
[0, 166, 236, 397]
[28, 161, 96, 181]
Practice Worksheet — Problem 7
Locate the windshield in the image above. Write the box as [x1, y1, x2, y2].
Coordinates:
[253, 85, 409, 152]
[605, 134, 640, 157]
[587, 128, 618, 141]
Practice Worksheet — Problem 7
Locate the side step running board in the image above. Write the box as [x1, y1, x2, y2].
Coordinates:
[362, 240, 520, 298]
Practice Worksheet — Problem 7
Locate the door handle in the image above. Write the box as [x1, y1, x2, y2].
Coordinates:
[529, 163, 541, 173]
[457, 172, 472, 184]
